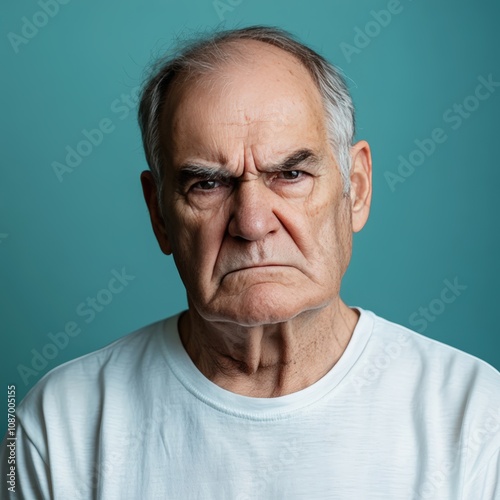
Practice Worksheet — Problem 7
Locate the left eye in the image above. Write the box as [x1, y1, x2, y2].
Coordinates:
[278, 170, 303, 180]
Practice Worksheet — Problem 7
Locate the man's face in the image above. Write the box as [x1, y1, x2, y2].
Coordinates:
[156, 42, 359, 326]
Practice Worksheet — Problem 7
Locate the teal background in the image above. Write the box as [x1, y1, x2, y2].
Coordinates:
[1, 0, 499, 434]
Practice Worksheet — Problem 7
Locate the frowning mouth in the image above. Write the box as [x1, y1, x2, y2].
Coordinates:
[224, 264, 292, 275]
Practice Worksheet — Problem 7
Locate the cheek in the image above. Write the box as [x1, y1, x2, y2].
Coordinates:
[167, 206, 227, 281]
[301, 185, 337, 238]
[308, 196, 352, 266]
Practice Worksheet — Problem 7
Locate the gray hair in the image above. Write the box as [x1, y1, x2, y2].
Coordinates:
[138, 26, 355, 196]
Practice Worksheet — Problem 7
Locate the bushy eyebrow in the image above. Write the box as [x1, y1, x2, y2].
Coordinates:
[176, 165, 233, 190]
[269, 148, 320, 172]
[176, 148, 320, 189]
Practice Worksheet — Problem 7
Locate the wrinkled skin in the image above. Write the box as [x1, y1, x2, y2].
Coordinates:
[141, 40, 372, 396]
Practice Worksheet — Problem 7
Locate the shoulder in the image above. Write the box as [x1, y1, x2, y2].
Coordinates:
[359, 309, 500, 478]
[361, 308, 500, 389]
[354, 308, 500, 431]
[17, 314, 180, 426]
[358, 311, 500, 406]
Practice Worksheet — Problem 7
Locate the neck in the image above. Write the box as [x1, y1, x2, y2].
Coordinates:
[178, 300, 359, 398]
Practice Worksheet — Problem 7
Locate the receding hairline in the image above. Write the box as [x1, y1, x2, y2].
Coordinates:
[138, 25, 356, 195]
[155, 38, 329, 179]
[161, 37, 322, 101]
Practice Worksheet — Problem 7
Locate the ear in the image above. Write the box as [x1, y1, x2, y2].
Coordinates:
[140, 171, 172, 255]
[349, 140, 372, 233]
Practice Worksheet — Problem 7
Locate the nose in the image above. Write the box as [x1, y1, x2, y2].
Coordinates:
[227, 180, 280, 241]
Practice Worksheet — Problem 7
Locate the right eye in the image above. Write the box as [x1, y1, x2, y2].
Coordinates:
[191, 180, 221, 191]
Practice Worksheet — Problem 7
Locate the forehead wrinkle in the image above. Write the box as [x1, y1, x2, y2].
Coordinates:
[164, 40, 329, 182]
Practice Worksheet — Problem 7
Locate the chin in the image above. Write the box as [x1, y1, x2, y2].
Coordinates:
[199, 283, 325, 327]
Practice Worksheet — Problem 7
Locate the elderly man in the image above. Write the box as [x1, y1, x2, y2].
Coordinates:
[2, 26, 500, 499]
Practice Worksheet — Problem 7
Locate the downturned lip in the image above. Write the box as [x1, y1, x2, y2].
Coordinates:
[226, 263, 291, 274]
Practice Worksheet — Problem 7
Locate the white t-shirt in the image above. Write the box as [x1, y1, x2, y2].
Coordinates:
[2, 308, 500, 499]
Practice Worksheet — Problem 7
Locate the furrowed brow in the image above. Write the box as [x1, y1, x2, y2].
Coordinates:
[175, 149, 319, 189]
[271, 149, 320, 171]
